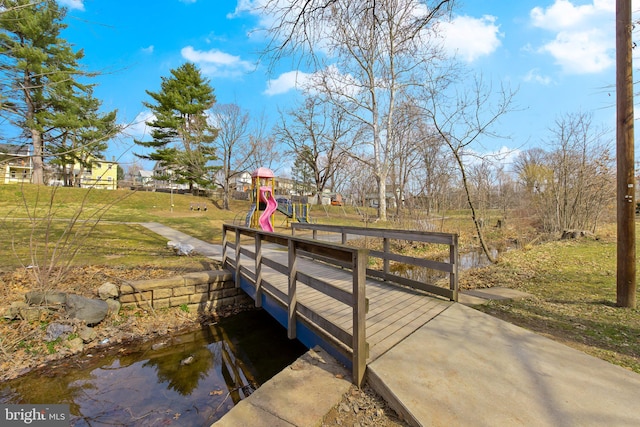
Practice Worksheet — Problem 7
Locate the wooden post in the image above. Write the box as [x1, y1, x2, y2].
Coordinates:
[342, 232, 347, 245]
[221, 225, 228, 267]
[450, 235, 459, 302]
[255, 233, 263, 308]
[235, 229, 241, 288]
[352, 248, 368, 387]
[287, 239, 298, 339]
[383, 237, 390, 278]
[616, 0, 636, 308]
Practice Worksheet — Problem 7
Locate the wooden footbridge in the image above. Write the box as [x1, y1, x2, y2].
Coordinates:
[222, 223, 459, 386]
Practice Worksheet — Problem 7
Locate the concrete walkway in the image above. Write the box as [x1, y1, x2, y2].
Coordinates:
[140, 223, 640, 426]
[139, 222, 223, 259]
[368, 303, 640, 427]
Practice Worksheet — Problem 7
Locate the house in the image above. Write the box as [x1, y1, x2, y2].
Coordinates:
[136, 170, 155, 187]
[0, 144, 32, 184]
[213, 169, 252, 192]
[52, 156, 119, 190]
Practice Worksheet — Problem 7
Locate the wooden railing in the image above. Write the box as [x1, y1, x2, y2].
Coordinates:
[221, 224, 369, 386]
[291, 223, 459, 302]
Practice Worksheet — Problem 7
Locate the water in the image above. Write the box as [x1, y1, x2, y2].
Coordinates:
[0, 310, 307, 426]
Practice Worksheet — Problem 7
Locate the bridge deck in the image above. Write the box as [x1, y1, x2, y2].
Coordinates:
[231, 244, 452, 363]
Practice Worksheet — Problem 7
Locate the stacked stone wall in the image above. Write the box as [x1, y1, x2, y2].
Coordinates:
[119, 270, 250, 312]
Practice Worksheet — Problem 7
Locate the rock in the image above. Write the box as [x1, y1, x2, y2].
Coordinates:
[66, 337, 84, 353]
[180, 355, 195, 366]
[8, 301, 28, 319]
[25, 290, 67, 306]
[78, 327, 97, 343]
[65, 294, 109, 325]
[167, 241, 195, 256]
[45, 323, 74, 342]
[105, 298, 121, 317]
[98, 282, 119, 300]
[19, 307, 49, 323]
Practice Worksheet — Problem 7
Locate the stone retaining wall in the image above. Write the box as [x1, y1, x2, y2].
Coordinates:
[119, 270, 250, 312]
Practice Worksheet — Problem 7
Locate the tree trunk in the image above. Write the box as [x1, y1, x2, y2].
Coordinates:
[31, 129, 44, 185]
[456, 151, 496, 263]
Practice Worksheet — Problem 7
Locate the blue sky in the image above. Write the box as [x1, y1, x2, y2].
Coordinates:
[56, 0, 635, 172]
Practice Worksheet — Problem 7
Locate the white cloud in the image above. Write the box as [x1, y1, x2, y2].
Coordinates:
[530, 0, 615, 74]
[180, 46, 253, 77]
[125, 111, 155, 139]
[264, 70, 312, 96]
[530, 0, 613, 31]
[439, 15, 502, 62]
[58, 0, 85, 11]
[523, 68, 552, 85]
[141, 45, 154, 54]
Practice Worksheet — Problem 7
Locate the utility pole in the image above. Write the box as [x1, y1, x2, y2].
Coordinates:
[616, 0, 636, 308]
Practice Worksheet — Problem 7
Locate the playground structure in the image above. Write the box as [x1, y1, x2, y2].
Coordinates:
[245, 167, 311, 232]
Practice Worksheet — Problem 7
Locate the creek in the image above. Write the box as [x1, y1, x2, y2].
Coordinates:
[0, 310, 307, 426]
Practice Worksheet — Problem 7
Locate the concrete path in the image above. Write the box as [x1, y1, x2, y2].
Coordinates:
[368, 303, 640, 427]
[213, 347, 351, 427]
[140, 223, 640, 426]
[139, 222, 223, 259]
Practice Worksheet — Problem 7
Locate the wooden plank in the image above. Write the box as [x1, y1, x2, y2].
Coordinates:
[296, 271, 354, 306]
[368, 302, 451, 361]
[297, 302, 353, 349]
[291, 223, 456, 245]
[369, 250, 453, 273]
[366, 269, 454, 300]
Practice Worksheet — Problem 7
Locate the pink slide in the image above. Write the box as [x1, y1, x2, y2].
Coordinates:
[258, 186, 278, 232]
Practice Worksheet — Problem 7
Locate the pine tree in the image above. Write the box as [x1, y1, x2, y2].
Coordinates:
[135, 63, 218, 192]
[0, 0, 87, 184]
[47, 85, 119, 186]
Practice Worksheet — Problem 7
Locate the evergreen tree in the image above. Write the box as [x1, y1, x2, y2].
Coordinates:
[47, 86, 119, 186]
[0, 0, 87, 184]
[135, 63, 218, 192]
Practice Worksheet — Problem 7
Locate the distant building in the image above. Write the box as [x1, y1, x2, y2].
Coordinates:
[136, 170, 155, 187]
[51, 156, 118, 190]
[0, 144, 32, 184]
[213, 169, 252, 192]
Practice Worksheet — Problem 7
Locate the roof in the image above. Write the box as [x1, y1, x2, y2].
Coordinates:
[0, 144, 30, 156]
[139, 170, 154, 178]
[251, 167, 275, 178]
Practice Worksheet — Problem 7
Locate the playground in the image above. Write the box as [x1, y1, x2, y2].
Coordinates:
[244, 167, 311, 232]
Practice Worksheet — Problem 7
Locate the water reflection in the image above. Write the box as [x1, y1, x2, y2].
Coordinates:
[0, 310, 307, 426]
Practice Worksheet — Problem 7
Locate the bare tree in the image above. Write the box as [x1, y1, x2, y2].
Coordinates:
[258, 0, 455, 221]
[210, 103, 254, 210]
[276, 96, 352, 203]
[246, 111, 279, 172]
[420, 73, 517, 263]
[515, 113, 615, 233]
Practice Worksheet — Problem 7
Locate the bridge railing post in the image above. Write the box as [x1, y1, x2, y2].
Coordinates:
[222, 225, 228, 267]
[255, 233, 263, 308]
[352, 248, 368, 387]
[287, 239, 298, 339]
[234, 229, 241, 288]
[450, 234, 459, 301]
